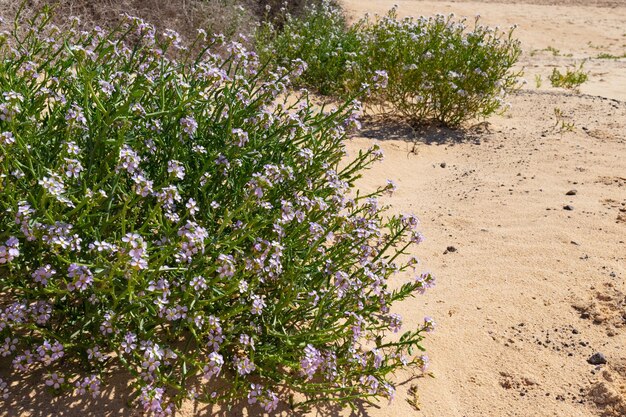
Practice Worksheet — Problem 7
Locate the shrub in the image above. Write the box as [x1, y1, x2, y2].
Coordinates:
[549, 62, 588, 90]
[256, 1, 361, 95]
[351, 9, 522, 126]
[257, 3, 522, 127]
[0, 9, 433, 415]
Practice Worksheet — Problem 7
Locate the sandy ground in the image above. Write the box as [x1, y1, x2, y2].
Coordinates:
[2, 1, 626, 417]
[338, 1, 626, 416]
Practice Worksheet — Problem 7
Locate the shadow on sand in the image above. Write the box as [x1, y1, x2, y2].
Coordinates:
[358, 115, 488, 146]
[2, 364, 423, 417]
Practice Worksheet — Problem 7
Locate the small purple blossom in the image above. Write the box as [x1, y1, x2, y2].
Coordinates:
[423, 316, 436, 333]
[300, 344, 322, 380]
[45, 372, 65, 389]
[0, 378, 8, 399]
[32, 265, 56, 286]
[202, 352, 224, 380]
[0, 131, 14, 145]
[0, 236, 20, 264]
[180, 115, 197, 137]
[232, 128, 249, 147]
[66, 104, 87, 128]
[167, 160, 185, 180]
[250, 294, 266, 315]
[67, 264, 94, 292]
[234, 354, 256, 375]
[75, 375, 101, 398]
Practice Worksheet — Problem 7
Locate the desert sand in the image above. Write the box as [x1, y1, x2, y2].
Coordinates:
[2, 1, 625, 416]
[339, 1, 626, 416]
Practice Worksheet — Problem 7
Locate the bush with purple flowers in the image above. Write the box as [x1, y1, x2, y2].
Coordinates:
[0, 8, 433, 415]
[351, 8, 522, 126]
[258, 2, 522, 126]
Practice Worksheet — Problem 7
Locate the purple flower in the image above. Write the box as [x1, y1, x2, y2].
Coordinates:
[66, 104, 87, 127]
[121, 332, 137, 353]
[202, 352, 224, 379]
[300, 344, 322, 380]
[423, 316, 436, 333]
[371, 348, 383, 369]
[234, 354, 256, 375]
[99, 80, 115, 96]
[180, 115, 197, 137]
[239, 334, 255, 351]
[122, 233, 148, 270]
[32, 265, 56, 286]
[186, 198, 198, 216]
[0, 378, 8, 399]
[190, 275, 207, 291]
[37, 340, 64, 365]
[0, 131, 14, 145]
[45, 372, 65, 389]
[415, 273, 435, 294]
[360, 375, 380, 394]
[373, 70, 389, 89]
[63, 158, 84, 178]
[247, 383, 263, 404]
[216, 254, 235, 278]
[232, 128, 249, 147]
[250, 294, 266, 315]
[0, 337, 17, 357]
[167, 160, 185, 180]
[75, 375, 101, 398]
[388, 313, 402, 333]
[67, 264, 94, 292]
[138, 385, 173, 416]
[0, 236, 19, 263]
[260, 390, 279, 412]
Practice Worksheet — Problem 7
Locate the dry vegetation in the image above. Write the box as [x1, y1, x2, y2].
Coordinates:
[0, 0, 318, 43]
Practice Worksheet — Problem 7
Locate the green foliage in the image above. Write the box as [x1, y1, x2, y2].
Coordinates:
[257, 3, 523, 126]
[595, 52, 626, 59]
[0, 8, 433, 415]
[350, 9, 522, 126]
[552, 107, 576, 133]
[256, 1, 361, 95]
[549, 62, 589, 90]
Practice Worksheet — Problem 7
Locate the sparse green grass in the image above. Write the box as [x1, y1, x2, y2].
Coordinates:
[549, 62, 589, 90]
[530, 46, 571, 58]
[596, 52, 626, 59]
[546, 46, 560, 56]
[553, 108, 576, 133]
[535, 74, 543, 88]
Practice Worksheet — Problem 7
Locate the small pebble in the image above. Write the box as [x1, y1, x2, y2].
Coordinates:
[443, 245, 457, 255]
[566, 190, 577, 196]
[563, 205, 574, 211]
[587, 352, 607, 365]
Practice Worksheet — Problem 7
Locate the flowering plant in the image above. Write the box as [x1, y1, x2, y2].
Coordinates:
[0, 9, 433, 415]
[256, 1, 361, 96]
[351, 8, 522, 125]
[258, 2, 522, 126]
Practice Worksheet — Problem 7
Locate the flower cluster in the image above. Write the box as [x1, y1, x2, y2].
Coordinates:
[0, 9, 433, 415]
